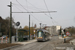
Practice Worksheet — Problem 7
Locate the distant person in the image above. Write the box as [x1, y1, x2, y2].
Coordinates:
[15, 36, 16, 41]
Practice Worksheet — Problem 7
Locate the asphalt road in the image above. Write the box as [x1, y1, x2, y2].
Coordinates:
[10, 36, 64, 50]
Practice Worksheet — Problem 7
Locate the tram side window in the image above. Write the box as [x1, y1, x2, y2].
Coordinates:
[45, 32, 47, 37]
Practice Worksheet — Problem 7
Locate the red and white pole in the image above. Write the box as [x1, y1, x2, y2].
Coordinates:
[6, 37, 7, 43]
[1, 37, 3, 43]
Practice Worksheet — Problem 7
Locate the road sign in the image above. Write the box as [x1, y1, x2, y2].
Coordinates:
[16, 22, 20, 26]
[66, 32, 70, 36]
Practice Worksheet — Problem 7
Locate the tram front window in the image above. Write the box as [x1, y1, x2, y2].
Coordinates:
[37, 31, 42, 37]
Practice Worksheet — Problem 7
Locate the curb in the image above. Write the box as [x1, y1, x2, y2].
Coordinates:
[0, 44, 23, 50]
[0, 39, 37, 50]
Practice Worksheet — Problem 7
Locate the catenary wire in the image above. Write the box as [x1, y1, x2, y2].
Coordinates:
[16, 0, 42, 23]
[16, 0, 58, 25]
[16, 0, 28, 12]
[13, 4, 24, 12]
[43, 0, 52, 19]
[43, 0, 60, 25]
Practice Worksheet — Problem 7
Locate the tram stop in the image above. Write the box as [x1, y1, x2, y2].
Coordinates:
[18, 29, 29, 42]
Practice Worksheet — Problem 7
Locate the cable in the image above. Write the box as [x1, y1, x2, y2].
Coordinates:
[43, 0, 52, 19]
[16, 0, 42, 23]
[25, 0, 45, 11]
[16, 0, 28, 12]
[43, 0, 56, 25]
[15, 0, 52, 19]
[16, 0, 55, 25]
[26, 0, 52, 18]
[43, 0, 60, 25]
[24, 0, 53, 19]
[13, 4, 23, 12]
[31, 14, 42, 22]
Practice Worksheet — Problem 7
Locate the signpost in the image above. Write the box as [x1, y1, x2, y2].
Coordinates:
[16, 22, 20, 26]
[66, 32, 70, 36]
[16, 22, 20, 41]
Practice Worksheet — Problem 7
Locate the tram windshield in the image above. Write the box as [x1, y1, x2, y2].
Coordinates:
[37, 31, 43, 37]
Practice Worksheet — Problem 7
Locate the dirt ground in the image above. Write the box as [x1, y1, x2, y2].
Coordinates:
[0, 43, 19, 49]
[66, 36, 75, 43]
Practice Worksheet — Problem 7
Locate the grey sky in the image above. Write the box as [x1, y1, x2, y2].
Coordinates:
[0, 0, 75, 28]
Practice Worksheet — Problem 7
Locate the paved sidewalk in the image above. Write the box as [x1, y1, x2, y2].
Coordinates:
[12, 39, 37, 45]
[0, 39, 37, 50]
[70, 39, 75, 45]
[55, 43, 75, 50]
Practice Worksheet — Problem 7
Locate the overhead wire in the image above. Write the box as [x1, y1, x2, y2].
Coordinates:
[13, 4, 23, 12]
[30, 14, 42, 22]
[25, 0, 45, 11]
[16, 0, 28, 12]
[25, 0, 55, 25]
[43, 0, 55, 25]
[25, 0, 42, 23]
[16, 0, 57, 25]
[43, 0, 52, 19]
[12, 3, 39, 11]
[26, 0, 52, 18]
[43, 0, 60, 25]
[16, 0, 42, 23]
[14, 0, 52, 18]
[27, 0, 60, 26]
[25, 0, 55, 24]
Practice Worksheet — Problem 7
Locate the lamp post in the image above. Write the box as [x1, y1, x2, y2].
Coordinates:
[0, 23, 1, 32]
[0, 23, 2, 36]
[29, 15, 30, 40]
[40, 23, 42, 29]
[7, 1, 12, 43]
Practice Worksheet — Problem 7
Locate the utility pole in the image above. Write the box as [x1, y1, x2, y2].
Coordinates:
[8, 1, 12, 43]
[29, 15, 30, 40]
[32, 21, 33, 36]
[0, 23, 1, 32]
[0, 23, 2, 36]
[40, 23, 42, 29]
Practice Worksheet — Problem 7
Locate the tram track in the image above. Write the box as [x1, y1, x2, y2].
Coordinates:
[10, 36, 60, 50]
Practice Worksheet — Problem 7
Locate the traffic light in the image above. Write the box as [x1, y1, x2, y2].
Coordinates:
[63, 29, 66, 32]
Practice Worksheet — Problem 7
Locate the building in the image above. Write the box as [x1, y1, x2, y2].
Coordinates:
[46, 26, 61, 35]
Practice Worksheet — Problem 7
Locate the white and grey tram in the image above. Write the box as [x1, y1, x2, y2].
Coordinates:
[37, 29, 50, 41]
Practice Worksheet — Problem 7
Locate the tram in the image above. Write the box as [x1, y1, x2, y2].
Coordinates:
[37, 29, 50, 41]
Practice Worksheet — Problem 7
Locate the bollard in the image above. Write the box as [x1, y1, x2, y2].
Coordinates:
[6, 37, 7, 43]
[64, 38, 66, 43]
[1, 37, 3, 43]
[64, 35, 66, 43]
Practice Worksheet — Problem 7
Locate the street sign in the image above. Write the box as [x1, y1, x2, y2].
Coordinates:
[66, 32, 70, 36]
[16, 22, 20, 26]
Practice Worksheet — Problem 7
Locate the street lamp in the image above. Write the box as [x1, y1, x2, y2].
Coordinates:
[40, 23, 42, 29]
[0, 23, 2, 36]
[7, 1, 12, 43]
[0, 23, 1, 32]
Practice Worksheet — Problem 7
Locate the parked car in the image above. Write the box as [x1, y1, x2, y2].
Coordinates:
[2, 35, 8, 39]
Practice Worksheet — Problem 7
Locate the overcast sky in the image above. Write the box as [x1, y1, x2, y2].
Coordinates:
[0, 0, 75, 28]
